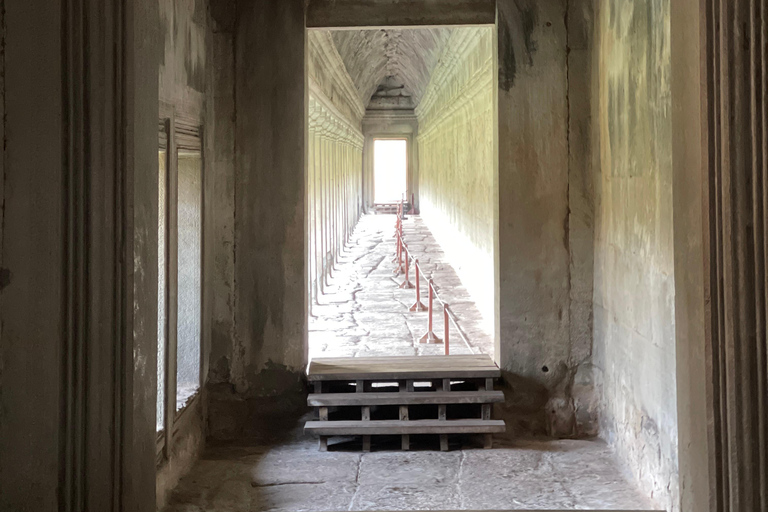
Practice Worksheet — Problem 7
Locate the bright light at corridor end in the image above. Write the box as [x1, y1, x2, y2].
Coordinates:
[374, 139, 407, 204]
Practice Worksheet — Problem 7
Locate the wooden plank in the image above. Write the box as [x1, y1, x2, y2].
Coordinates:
[306, 0, 496, 29]
[438, 378, 449, 449]
[308, 365, 497, 375]
[308, 362, 496, 373]
[307, 390, 505, 407]
[307, 358, 497, 370]
[400, 379, 410, 451]
[305, 419, 506, 435]
[313, 354, 492, 361]
[310, 355, 493, 365]
[307, 355, 500, 381]
[308, 368, 500, 381]
[308, 357, 496, 369]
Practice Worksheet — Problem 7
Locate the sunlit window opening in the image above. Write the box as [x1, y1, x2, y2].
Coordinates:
[373, 139, 407, 204]
[157, 148, 167, 432]
[176, 150, 202, 411]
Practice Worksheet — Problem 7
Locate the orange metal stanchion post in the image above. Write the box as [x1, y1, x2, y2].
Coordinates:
[393, 201, 402, 238]
[399, 246, 415, 289]
[444, 307, 450, 355]
[409, 260, 427, 311]
[392, 229, 401, 263]
[393, 233, 405, 275]
[419, 279, 442, 344]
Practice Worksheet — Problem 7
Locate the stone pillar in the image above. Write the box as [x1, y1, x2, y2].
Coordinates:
[496, 0, 576, 436]
[233, 0, 307, 393]
[671, 1, 710, 510]
[675, 1, 768, 510]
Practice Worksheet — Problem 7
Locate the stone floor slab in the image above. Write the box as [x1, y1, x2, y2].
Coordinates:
[350, 483, 463, 511]
[358, 452, 462, 486]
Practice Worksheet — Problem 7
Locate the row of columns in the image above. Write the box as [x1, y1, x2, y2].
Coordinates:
[307, 96, 364, 309]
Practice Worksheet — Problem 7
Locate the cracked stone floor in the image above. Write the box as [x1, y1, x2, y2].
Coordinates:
[164, 412, 656, 511]
[164, 214, 657, 512]
[309, 213, 493, 359]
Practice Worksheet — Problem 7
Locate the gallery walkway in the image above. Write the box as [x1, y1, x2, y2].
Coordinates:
[309, 214, 493, 360]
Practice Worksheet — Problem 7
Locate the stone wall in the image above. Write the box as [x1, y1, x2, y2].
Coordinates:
[208, 0, 238, 393]
[592, 0, 678, 509]
[496, 0, 597, 438]
[416, 27, 495, 330]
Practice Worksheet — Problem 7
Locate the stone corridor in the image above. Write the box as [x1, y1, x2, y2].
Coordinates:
[309, 213, 493, 360]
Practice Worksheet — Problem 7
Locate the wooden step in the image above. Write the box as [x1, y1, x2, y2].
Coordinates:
[307, 354, 500, 381]
[305, 419, 506, 436]
[307, 390, 504, 407]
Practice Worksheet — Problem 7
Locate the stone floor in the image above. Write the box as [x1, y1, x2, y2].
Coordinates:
[309, 214, 493, 359]
[164, 410, 657, 511]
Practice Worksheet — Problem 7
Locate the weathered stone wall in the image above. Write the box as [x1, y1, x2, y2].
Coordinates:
[592, 0, 678, 509]
[416, 27, 495, 330]
[207, 0, 309, 440]
[229, 0, 306, 395]
[208, 0, 237, 393]
[496, 0, 597, 438]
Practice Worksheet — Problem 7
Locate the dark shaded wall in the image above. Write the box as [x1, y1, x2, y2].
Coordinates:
[592, 0, 677, 509]
[0, 4, 66, 508]
[208, 0, 307, 439]
[0, 0, 159, 509]
[496, 0, 597, 438]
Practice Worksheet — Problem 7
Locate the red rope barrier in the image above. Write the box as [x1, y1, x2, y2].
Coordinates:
[393, 196, 469, 355]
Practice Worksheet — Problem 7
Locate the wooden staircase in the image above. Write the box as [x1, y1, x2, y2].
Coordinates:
[304, 354, 506, 451]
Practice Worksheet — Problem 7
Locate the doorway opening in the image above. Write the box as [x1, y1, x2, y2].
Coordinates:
[373, 138, 407, 204]
[306, 26, 498, 363]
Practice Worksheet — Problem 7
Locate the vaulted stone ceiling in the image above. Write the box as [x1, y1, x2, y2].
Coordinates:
[330, 28, 453, 110]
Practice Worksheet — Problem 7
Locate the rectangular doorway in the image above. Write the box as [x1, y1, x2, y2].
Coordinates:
[373, 139, 407, 204]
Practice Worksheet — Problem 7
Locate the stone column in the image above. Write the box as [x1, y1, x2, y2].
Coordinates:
[233, 0, 307, 393]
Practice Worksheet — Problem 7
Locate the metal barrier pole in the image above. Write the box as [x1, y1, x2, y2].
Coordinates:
[444, 307, 450, 355]
[399, 246, 414, 289]
[392, 229, 400, 263]
[409, 260, 427, 311]
[393, 202, 400, 238]
[394, 233, 404, 275]
[419, 279, 442, 344]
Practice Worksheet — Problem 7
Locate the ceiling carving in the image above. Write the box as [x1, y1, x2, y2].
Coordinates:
[330, 28, 454, 109]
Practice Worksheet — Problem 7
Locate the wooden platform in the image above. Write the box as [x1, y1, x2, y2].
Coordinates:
[306, 354, 501, 381]
[305, 355, 506, 451]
